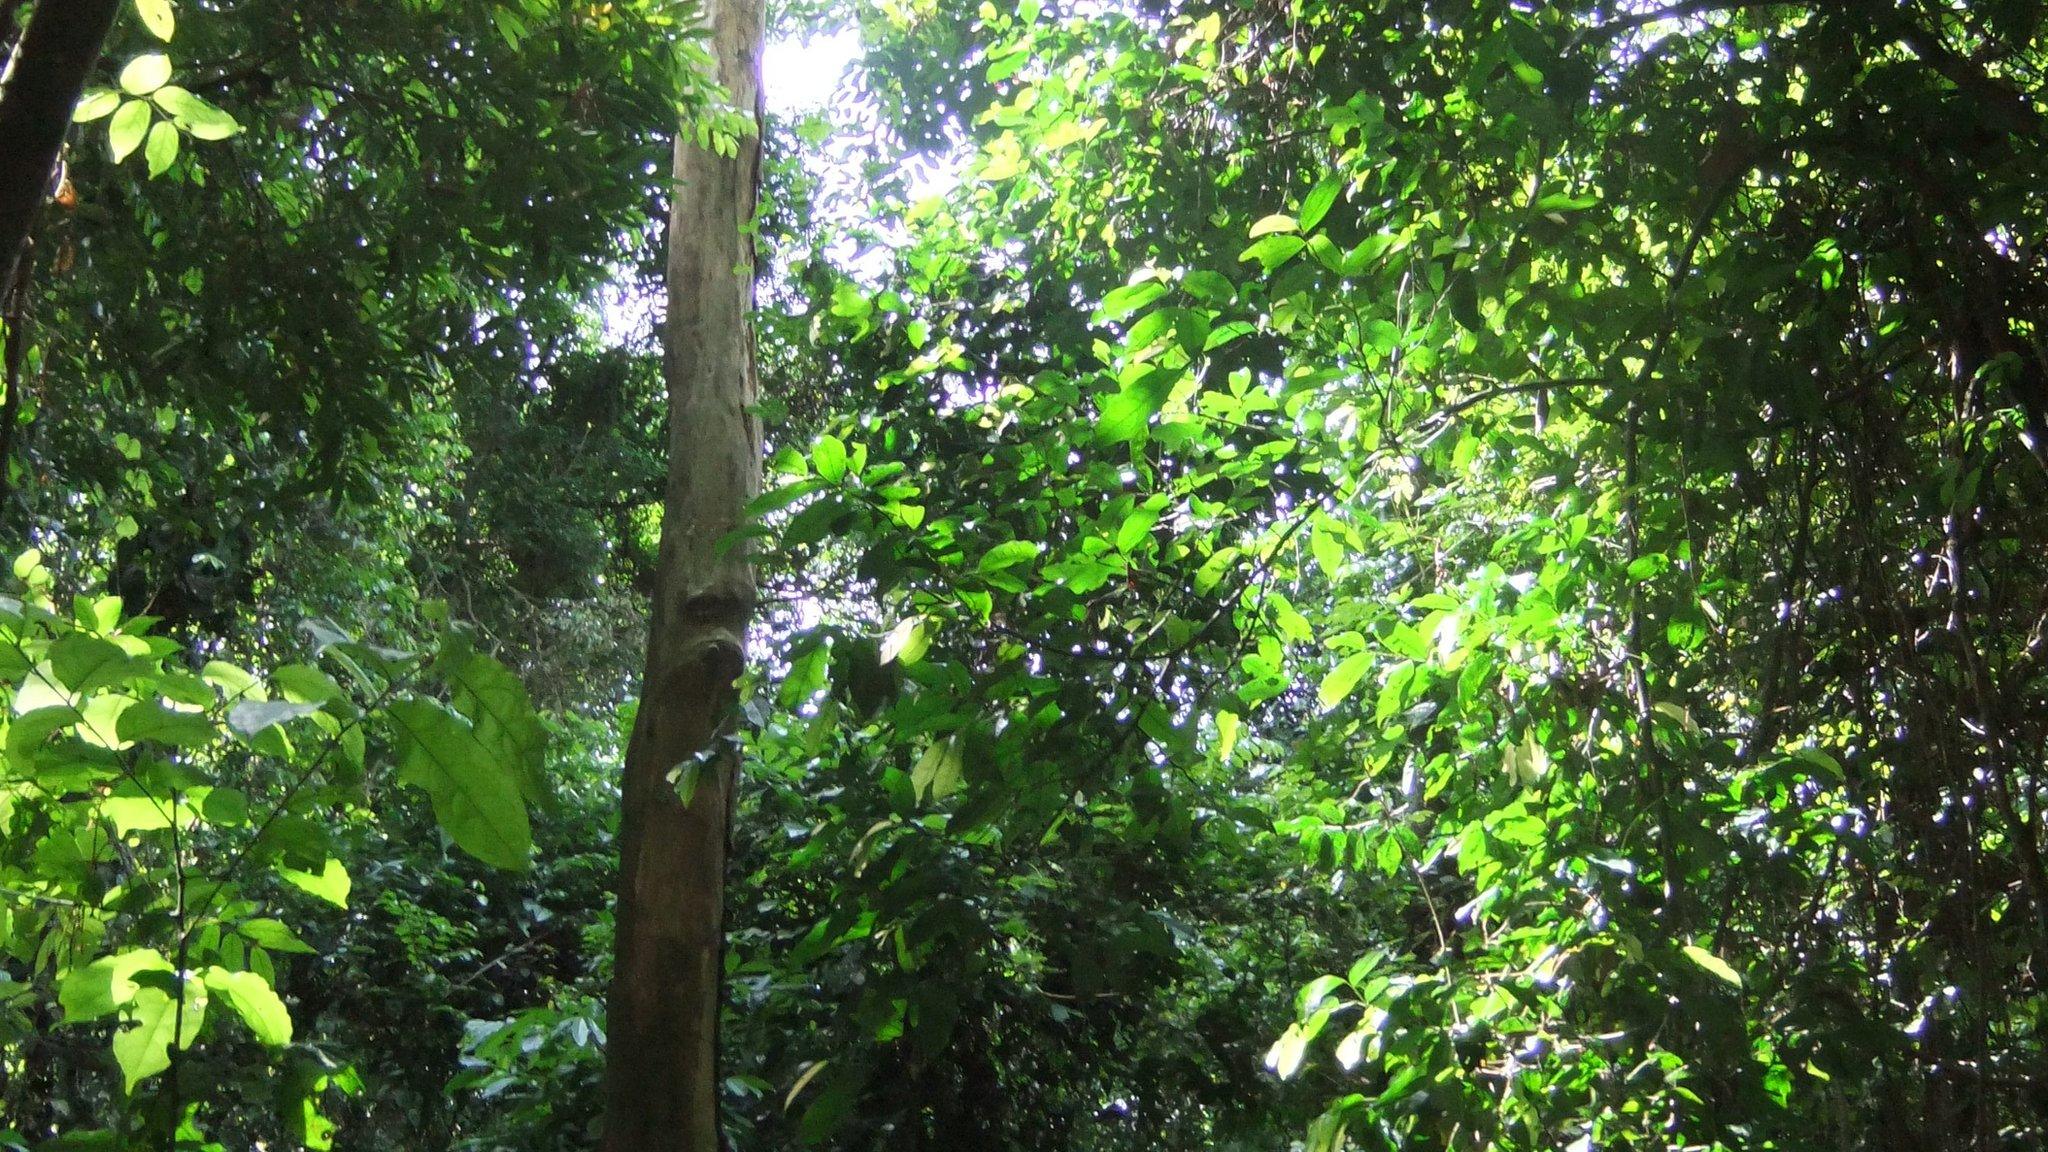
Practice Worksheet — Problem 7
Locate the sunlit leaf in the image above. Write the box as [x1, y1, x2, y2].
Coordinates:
[152, 85, 240, 139]
[1248, 213, 1299, 238]
[113, 984, 205, 1092]
[277, 858, 352, 908]
[204, 967, 293, 1047]
[73, 89, 123, 122]
[1096, 367, 1176, 445]
[118, 54, 173, 96]
[1299, 176, 1342, 231]
[59, 949, 172, 1022]
[1316, 652, 1372, 712]
[135, 0, 175, 41]
[1682, 944, 1743, 989]
[879, 616, 930, 665]
[144, 120, 180, 176]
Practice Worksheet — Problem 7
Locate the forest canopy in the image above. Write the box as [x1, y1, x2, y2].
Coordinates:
[1, 0, 2046, 1149]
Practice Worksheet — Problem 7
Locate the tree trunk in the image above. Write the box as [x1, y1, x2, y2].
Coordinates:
[600, 1, 763, 1150]
[0, 0, 120, 294]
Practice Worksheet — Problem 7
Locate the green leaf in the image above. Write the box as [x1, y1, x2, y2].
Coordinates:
[1298, 974, 1346, 1013]
[1214, 709, 1241, 764]
[1448, 270, 1484, 331]
[201, 786, 250, 825]
[1115, 503, 1163, 553]
[1334, 1028, 1367, 1070]
[813, 434, 849, 481]
[1792, 746, 1845, 782]
[8, 703, 81, 762]
[745, 477, 824, 519]
[975, 540, 1042, 575]
[51, 634, 130, 692]
[1533, 192, 1599, 213]
[670, 757, 706, 806]
[1095, 281, 1167, 324]
[59, 949, 172, 1022]
[203, 967, 292, 1047]
[1203, 320, 1255, 351]
[151, 85, 240, 139]
[1627, 553, 1671, 581]
[387, 698, 532, 870]
[1181, 269, 1235, 303]
[208, 655, 274, 700]
[100, 793, 174, 836]
[1265, 1024, 1308, 1079]
[492, 4, 528, 48]
[1682, 943, 1743, 989]
[238, 918, 316, 955]
[879, 616, 931, 666]
[108, 99, 151, 161]
[1504, 731, 1550, 786]
[135, 0, 175, 41]
[73, 89, 123, 122]
[277, 858, 351, 908]
[911, 736, 965, 802]
[1096, 367, 1176, 445]
[116, 700, 214, 747]
[1299, 177, 1342, 231]
[1376, 835, 1403, 876]
[270, 663, 344, 704]
[1317, 652, 1373, 712]
[1248, 213, 1299, 238]
[1239, 234, 1306, 272]
[442, 638, 549, 806]
[144, 120, 179, 176]
[113, 984, 205, 1093]
[118, 53, 173, 96]
[1310, 518, 1345, 580]
[228, 699, 321, 737]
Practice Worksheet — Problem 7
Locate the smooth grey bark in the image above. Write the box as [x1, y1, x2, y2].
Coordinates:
[601, 1, 764, 1150]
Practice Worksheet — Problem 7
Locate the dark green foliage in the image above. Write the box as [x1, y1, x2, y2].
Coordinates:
[6, 0, 2048, 1149]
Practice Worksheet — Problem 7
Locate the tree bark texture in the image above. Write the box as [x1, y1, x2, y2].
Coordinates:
[0, 0, 120, 294]
[600, 1, 763, 1150]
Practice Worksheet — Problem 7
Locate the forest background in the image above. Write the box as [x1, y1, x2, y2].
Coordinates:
[1, 0, 2046, 1150]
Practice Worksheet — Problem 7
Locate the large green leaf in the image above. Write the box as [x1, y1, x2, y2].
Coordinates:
[387, 698, 532, 870]
[150, 84, 240, 140]
[1095, 280, 1167, 324]
[975, 540, 1043, 576]
[441, 640, 549, 807]
[1316, 652, 1373, 712]
[277, 858, 351, 909]
[203, 967, 292, 1047]
[113, 984, 206, 1092]
[1095, 367, 1177, 445]
[59, 949, 172, 1022]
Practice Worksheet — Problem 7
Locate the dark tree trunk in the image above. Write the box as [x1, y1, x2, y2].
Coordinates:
[0, 0, 120, 294]
[600, 1, 764, 1150]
